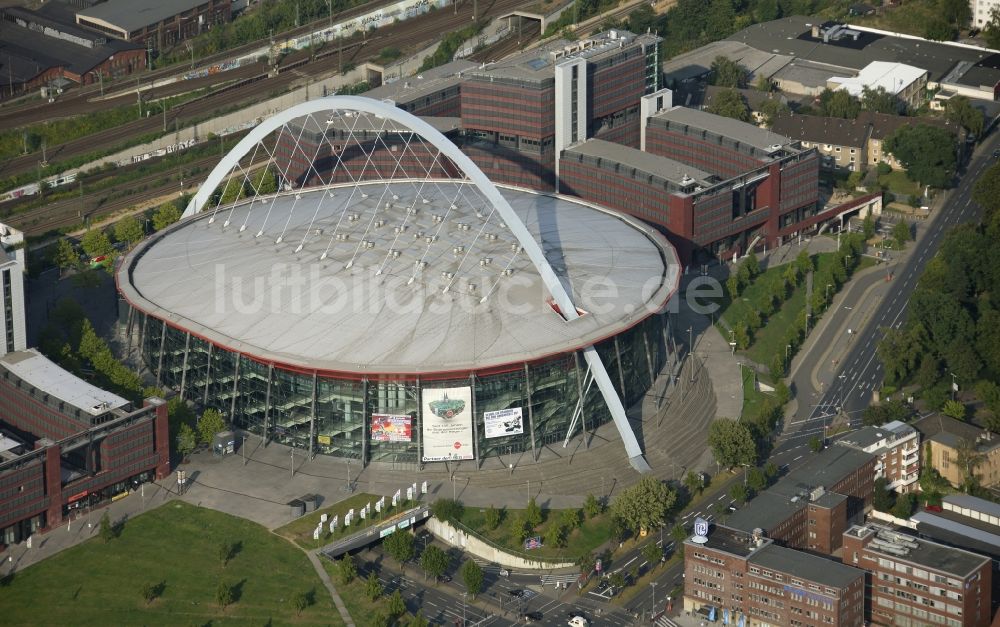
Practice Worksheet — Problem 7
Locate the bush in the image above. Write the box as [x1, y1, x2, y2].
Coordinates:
[583, 493, 603, 518]
[484, 505, 502, 530]
[430, 498, 464, 523]
[877, 162, 892, 175]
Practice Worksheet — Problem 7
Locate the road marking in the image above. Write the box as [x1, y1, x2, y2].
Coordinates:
[793, 455, 803, 461]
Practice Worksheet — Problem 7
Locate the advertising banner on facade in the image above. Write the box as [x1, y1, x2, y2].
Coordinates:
[371, 414, 413, 442]
[483, 407, 524, 438]
[421, 386, 474, 461]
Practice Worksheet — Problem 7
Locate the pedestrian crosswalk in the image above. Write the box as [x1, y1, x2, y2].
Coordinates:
[655, 615, 679, 627]
[540, 573, 580, 585]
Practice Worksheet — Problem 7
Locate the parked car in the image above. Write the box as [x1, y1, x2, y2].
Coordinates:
[521, 611, 543, 622]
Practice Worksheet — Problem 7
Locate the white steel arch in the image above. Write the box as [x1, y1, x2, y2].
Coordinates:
[184, 95, 651, 473]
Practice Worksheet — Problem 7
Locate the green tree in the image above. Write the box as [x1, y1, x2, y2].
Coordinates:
[709, 56, 747, 88]
[795, 250, 813, 276]
[560, 508, 583, 530]
[873, 477, 895, 512]
[80, 229, 114, 259]
[923, 18, 957, 41]
[337, 554, 357, 584]
[642, 541, 663, 566]
[409, 611, 430, 627]
[707, 419, 757, 468]
[52, 238, 80, 273]
[671, 523, 688, 556]
[99, 511, 114, 543]
[114, 216, 144, 249]
[610, 475, 678, 534]
[484, 505, 502, 530]
[216, 580, 234, 609]
[730, 482, 750, 504]
[609, 570, 626, 591]
[945, 95, 985, 138]
[218, 540, 237, 567]
[524, 496, 543, 529]
[746, 467, 768, 492]
[707, 88, 751, 122]
[862, 213, 875, 240]
[764, 461, 779, 481]
[419, 544, 449, 583]
[140, 581, 161, 605]
[891, 493, 917, 519]
[198, 408, 226, 446]
[430, 498, 464, 523]
[152, 201, 182, 231]
[583, 493, 603, 518]
[289, 590, 312, 615]
[683, 470, 704, 495]
[884, 124, 957, 189]
[460, 559, 484, 598]
[893, 220, 911, 249]
[384, 530, 415, 568]
[509, 513, 531, 543]
[973, 162, 1000, 217]
[544, 521, 568, 548]
[940, 0, 971, 25]
[942, 399, 967, 420]
[251, 166, 278, 195]
[386, 589, 406, 619]
[364, 572, 383, 601]
[974, 380, 1000, 433]
[986, 6, 1000, 50]
[176, 422, 197, 458]
[818, 88, 861, 119]
[726, 274, 740, 298]
[758, 97, 789, 126]
[861, 86, 898, 114]
[809, 435, 823, 453]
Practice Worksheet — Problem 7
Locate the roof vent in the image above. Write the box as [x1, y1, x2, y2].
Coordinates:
[680, 174, 695, 186]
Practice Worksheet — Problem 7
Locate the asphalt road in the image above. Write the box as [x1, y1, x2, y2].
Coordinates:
[774, 134, 996, 461]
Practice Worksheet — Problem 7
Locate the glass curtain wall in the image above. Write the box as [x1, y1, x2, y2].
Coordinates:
[126, 306, 671, 464]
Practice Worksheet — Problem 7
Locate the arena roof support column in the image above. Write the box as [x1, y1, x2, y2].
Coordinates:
[229, 356, 240, 424]
[182, 96, 651, 473]
[470, 374, 481, 468]
[308, 372, 317, 461]
[573, 351, 589, 448]
[155, 322, 166, 388]
[263, 363, 273, 445]
[361, 377, 369, 467]
[178, 332, 191, 401]
[202, 343, 213, 406]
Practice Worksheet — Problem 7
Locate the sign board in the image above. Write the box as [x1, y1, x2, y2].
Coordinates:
[691, 517, 710, 544]
[421, 386, 474, 461]
[595, 558, 602, 572]
[483, 407, 524, 438]
[317, 434, 332, 445]
[313, 526, 321, 540]
[398, 518, 410, 530]
[380, 526, 396, 538]
[524, 536, 543, 550]
[371, 414, 413, 442]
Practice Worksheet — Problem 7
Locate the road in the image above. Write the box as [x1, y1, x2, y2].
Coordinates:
[774, 135, 995, 462]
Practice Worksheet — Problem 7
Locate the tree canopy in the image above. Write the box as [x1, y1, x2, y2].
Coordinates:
[708, 419, 757, 468]
[709, 56, 747, 88]
[610, 475, 677, 533]
[152, 201, 182, 231]
[707, 88, 751, 122]
[818, 88, 861, 119]
[861, 86, 898, 114]
[883, 124, 957, 189]
[945, 95, 985, 138]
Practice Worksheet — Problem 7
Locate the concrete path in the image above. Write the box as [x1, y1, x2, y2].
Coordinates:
[306, 549, 356, 627]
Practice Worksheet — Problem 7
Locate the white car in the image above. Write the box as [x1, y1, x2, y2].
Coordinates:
[568, 617, 589, 627]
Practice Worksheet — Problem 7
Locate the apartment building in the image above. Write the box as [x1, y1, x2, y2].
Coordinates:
[838, 420, 921, 493]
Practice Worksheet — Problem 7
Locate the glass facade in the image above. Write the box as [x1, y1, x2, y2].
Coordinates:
[124, 306, 672, 466]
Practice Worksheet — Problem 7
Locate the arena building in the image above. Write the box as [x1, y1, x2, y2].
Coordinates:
[116, 97, 680, 471]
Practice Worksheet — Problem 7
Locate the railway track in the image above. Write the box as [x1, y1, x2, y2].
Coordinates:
[0, 0, 527, 184]
[467, 19, 541, 62]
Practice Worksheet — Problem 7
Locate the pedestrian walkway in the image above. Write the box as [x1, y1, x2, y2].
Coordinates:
[306, 549, 356, 627]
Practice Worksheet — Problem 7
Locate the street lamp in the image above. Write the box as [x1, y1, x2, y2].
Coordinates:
[461, 592, 467, 625]
[785, 344, 791, 360]
[950, 372, 958, 401]
[650, 581, 658, 615]
[688, 326, 694, 383]
[825, 283, 833, 300]
[242, 434, 247, 465]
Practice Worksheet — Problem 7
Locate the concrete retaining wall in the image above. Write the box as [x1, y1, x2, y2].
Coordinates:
[426, 517, 576, 570]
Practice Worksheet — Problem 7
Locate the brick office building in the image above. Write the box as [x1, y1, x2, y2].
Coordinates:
[683, 523, 867, 626]
[843, 524, 993, 627]
[0, 349, 169, 548]
[725, 446, 876, 555]
[838, 420, 921, 493]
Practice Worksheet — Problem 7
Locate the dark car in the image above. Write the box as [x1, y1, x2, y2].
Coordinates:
[993, 150, 1000, 158]
[439, 575, 452, 583]
[507, 589, 525, 597]
[521, 612, 543, 622]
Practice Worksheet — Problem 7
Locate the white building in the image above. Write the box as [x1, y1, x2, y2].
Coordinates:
[837, 420, 921, 493]
[828, 61, 929, 111]
[972, 0, 1000, 27]
[0, 223, 26, 356]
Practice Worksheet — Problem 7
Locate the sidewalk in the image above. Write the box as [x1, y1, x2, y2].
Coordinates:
[1, 479, 176, 576]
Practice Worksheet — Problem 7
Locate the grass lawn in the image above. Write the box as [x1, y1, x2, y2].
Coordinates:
[0, 501, 338, 625]
[460, 506, 612, 562]
[275, 493, 419, 551]
[879, 170, 922, 198]
[740, 364, 771, 419]
[322, 559, 428, 627]
[852, 0, 940, 38]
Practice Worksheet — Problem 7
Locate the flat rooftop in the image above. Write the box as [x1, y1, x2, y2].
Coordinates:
[852, 525, 989, 578]
[564, 138, 716, 188]
[120, 183, 679, 374]
[943, 493, 1000, 522]
[465, 30, 657, 85]
[77, 0, 209, 34]
[650, 106, 794, 153]
[362, 60, 477, 105]
[685, 522, 762, 558]
[0, 349, 129, 417]
[750, 544, 864, 590]
[728, 17, 993, 83]
[661, 40, 794, 84]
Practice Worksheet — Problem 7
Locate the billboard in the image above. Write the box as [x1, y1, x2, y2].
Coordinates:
[421, 386, 474, 461]
[371, 414, 412, 442]
[483, 407, 524, 439]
